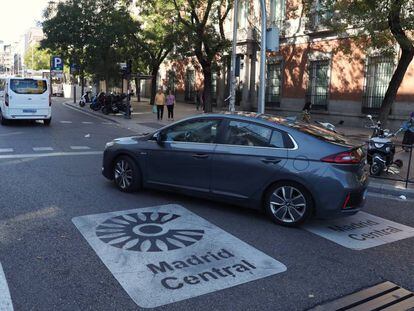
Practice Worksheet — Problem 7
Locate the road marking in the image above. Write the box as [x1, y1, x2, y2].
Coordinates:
[101, 122, 115, 125]
[303, 211, 414, 250]
[60, 121, 73, 124]
[82, 121, 93, 124]
[33, 147, 54, 152]
[0, 151, 102, 160]
[0, 263, 14, 311]
[72, 204, 286, 308]
[70, 146, 91, 150]
[0, 149, 14, 153]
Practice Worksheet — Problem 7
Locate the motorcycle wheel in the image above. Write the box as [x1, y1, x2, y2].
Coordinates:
[370, 162, 383, 176]
[79, 101, 85, 107]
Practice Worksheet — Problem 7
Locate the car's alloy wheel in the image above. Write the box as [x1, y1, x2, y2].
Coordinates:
[113, 156, 140, 192]
[265, 182, 313, 227]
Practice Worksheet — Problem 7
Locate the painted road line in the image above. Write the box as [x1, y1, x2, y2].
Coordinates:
[0, 263, 14, 311]
[33, 147, 54, 152]
[82, 121, 94, 124]
[70, 146, 91, 150]
[0, 149, 14, 153]
[303, 211, 414, 250]
[60, 121, 73, 124]
[0, 151, 102, 160]
[73, 204, 286, 308]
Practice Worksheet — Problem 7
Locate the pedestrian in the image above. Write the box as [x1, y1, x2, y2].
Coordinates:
[166, 90, 175, 121]
[302, 100, 312, 123]
[154, 88, 165, 120]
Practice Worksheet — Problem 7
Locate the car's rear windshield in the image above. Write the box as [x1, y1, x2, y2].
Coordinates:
[10, 79, 47, 94]
[259, 115, 355, 146]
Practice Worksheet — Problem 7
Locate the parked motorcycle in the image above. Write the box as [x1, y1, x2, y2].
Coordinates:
[401, 112, 414, 152]
[79, 91, 91, 107]
[90, 92, 106, 111]
[102, 93, 128, 115]
[366, 115, 403, 176]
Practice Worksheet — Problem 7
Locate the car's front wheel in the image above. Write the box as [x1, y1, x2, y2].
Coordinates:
[113, 156, 141, 192]
[265, 181, 313, 227]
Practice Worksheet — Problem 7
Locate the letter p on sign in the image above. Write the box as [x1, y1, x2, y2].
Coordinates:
[51, 56, 63, 71]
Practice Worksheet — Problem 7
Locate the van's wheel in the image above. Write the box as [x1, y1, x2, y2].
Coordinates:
[44, 118, 51, 126]
[264, 181, 313, 227]
[113, 156, 141, 192]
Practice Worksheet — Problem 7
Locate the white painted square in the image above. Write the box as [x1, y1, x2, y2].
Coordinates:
[0, 263, 13, 311]
[70, 146, 91, 150]
[33, 147, 54, 152]
[303, 212, 414, 250]
[72, 204, 286, 308]
[0, 149, 13, 153]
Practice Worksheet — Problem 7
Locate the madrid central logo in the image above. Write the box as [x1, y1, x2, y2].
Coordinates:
[95, 212, 205, 252]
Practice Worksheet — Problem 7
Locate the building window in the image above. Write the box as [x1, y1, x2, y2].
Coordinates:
[237, 0, 249, 29]
[185, 69, 195, 101]
[362, 56, 394, 113]
[309, 0, 332, 30]
[266, 62, 282, 107]
[167, 70, 175, 93]
[306, 59, 330, 110]
[271, 0, 286, 29]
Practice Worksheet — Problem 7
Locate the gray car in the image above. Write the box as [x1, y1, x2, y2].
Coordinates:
[102, 112, 368, 227]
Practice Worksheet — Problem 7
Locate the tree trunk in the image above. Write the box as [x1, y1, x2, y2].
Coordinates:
[135, 77, 141, 102]
[150, 67, 159, 106]
[217, 66, 225, 109]
[379, 48, 414, 124]
[202, 64, 213, 113]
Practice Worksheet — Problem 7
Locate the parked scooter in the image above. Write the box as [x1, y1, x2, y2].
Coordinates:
[401, 112, 414, 152]
[79, 91, 91, 107]
[101, 93, 128, 115]
[90, 92, 106, 111]
[366, 115, 403, 176]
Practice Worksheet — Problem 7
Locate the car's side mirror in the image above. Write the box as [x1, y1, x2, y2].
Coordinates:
[154, 132, 164, 145]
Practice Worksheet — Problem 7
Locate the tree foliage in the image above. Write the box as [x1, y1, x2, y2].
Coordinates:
[167, 0, 233, 112]
[24, 44, 50, 70]
[313, 0, 414, 124]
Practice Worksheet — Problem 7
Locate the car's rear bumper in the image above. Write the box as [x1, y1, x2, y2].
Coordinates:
[2, 107, 51, 119]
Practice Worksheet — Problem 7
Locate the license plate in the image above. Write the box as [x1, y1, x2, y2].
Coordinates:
[23, 109, 37, 113]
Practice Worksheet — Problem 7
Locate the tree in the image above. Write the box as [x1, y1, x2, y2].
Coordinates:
[169, 0, 233, 112]
[315, 0, 414, 125]
[24, 44, 50, 70]
[42, 0, 98, 95]
[132, 0, 181, 105]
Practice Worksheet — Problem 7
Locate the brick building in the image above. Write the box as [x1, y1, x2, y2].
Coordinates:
[143, 0, 414, 127]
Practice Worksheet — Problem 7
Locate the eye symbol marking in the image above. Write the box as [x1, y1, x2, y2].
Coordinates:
[96, 212, 204, 252]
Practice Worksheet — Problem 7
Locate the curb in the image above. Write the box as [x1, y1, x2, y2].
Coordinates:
[63, 102, 120, 124]
[367, 181, 414, 199]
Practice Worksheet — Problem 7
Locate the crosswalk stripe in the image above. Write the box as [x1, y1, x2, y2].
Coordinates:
[60, 121, 73, 124]
[33, 147, 54, 152]
[82, 121, 93, 124]
[0, 149, 13, 153]
[0, 151, 102, 160]
[70, 146, 91, 150]
[0, 263, 13, 311]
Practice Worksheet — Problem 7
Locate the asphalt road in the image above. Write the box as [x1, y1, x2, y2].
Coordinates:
[0, 99, 413, 311]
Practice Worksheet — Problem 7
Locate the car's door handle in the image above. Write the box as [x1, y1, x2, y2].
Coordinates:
[261, 158, 281, 164]
[192, 153, 209, 159]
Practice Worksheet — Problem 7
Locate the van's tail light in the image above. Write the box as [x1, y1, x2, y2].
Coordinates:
[5, 93, 9, 107]
[49, 93, 52, 107]
[321, 148, 364, 164]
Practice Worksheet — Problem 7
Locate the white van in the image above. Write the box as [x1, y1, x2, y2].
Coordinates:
[0, 77, 51, 126]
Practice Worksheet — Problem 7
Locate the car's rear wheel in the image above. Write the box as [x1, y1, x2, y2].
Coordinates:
[265, 181, 313, 227]
[0, 111, 9, 125]
[113, 156, 141, 192]
[44, 118, 51, 126]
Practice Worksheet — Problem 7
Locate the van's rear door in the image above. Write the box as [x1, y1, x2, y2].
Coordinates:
[9, 79, 49, 109]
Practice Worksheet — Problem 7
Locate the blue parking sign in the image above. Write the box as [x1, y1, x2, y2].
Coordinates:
[51, 56, 63, 71]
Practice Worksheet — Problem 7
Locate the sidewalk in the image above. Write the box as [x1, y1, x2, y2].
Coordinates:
[64, 98, 414, 197]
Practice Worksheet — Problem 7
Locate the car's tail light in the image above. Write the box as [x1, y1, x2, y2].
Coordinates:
[5, 93, 9, 107]
[321, 148, 363, 164]
[49, 92, 52, 106]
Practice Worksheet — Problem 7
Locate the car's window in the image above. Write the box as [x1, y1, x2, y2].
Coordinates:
[223, 121, 272, 147]
[10, 79, 47, 95]
[162, 119, 220, 143]
[269, 130, 285, 148]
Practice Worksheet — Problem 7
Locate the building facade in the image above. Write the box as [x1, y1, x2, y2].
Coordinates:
[144, 0, 414, 126]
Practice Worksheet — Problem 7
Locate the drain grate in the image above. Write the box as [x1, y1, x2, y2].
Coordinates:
[309, 281, 414, 311]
